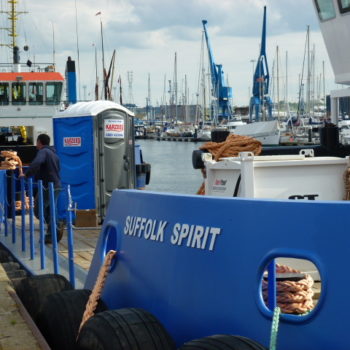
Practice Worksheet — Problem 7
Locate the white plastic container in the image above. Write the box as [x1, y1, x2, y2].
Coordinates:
[204, 152, 348, 200]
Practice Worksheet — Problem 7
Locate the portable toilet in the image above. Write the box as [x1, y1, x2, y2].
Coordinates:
[53, 100, 136, 221]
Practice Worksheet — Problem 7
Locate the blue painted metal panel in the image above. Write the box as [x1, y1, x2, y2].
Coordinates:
[85, 190, 350, 349]
[53, 116, 95, 210]
[67, 71, 77, 104]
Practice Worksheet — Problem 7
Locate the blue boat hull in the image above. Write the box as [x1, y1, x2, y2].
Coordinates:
[85, 189, 349, 349]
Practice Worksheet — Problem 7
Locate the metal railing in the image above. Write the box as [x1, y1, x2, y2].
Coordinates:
[0, 170, 77, 287]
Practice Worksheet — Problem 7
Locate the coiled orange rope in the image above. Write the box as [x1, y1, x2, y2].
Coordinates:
[200, 134, 262, 161]
[262, 264, 315, 315]
[78, 250, 117, 336]
[0, 150, 23, 175]
[197, 134, 262, 195]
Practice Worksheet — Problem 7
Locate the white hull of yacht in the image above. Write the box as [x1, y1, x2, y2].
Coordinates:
[231, 120, 280, 145]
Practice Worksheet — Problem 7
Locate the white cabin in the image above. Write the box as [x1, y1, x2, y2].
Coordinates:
[313, 0, 350, 124]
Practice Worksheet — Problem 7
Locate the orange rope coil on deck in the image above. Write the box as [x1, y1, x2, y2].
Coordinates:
[200, 134, 262, 161]
[262, 264, 314, 315]
[197, 134, 262, 195]
[78, 250, 117, 336]
[0, 150, 23, 175]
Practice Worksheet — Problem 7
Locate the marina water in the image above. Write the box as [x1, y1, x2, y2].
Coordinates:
[136, 139, 204, 194]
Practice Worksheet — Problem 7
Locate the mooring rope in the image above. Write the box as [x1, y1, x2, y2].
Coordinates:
[197, 134, 262, 195]
[262, 264, 314, 315]
[77, 250, 117, 336]
[269, 306, 281, 350]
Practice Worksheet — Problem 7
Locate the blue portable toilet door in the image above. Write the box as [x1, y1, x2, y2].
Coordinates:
[96, 109, 135, 218]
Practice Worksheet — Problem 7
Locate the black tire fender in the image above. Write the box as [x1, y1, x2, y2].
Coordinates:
[178, 334, 267, 350]
[36, 289, 107, 350]
[211, 129, 229, 143]
[192, 150, 206, 169]
[14, 273, 73, 321]
[76, 308, 176, 350]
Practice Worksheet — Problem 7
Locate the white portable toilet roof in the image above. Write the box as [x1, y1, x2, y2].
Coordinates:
[54, 100, 135, 118]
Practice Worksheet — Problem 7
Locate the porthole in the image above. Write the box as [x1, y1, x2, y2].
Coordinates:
[101, 221, 120, 272]
[259, 257, 322, 321]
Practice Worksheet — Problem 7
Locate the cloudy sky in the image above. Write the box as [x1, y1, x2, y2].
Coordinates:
[0, 0, 336, 107]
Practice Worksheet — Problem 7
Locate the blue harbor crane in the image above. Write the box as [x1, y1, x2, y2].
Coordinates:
[249, 6, 273, 122]
[202, 20, 233, 123]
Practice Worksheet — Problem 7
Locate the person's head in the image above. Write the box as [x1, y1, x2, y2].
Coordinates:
[36, 134, 50, 149]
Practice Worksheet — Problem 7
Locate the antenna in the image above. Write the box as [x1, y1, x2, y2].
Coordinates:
[0, 0, 28, 49]
[51, 22, 55, 68]
[74, 0, 81, 99]
[0, 0, 28, 68]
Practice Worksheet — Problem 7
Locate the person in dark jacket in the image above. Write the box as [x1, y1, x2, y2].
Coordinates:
[25, 134, 63, 244]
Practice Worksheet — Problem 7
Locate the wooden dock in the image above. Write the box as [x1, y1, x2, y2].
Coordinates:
[58, 227, 100, 271]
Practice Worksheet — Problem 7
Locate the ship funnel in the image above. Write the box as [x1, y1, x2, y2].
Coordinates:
[13, 46, 21, 72]
[66, 56, 77, 104]
[13, 46, 20, 64]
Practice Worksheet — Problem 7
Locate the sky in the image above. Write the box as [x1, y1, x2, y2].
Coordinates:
[0, 0, 337, 107]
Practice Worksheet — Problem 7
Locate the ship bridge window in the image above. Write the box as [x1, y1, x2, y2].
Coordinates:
[12, 82, 26, 105]
[46, 82, 62, 105]
[0, 83, 9, 105]
[28, 82, 43, 105]
[314, 0, 336, 20]
[338, 0, 350, 13]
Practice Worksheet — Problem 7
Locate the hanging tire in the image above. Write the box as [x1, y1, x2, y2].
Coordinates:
[76, 308, 176, 350]
[192, 150, 205, 169]
[0, 248, 12, 263]
[179, 334, 267, 350]
[211, 129, 229, 143]
[36, 289, 107, 350]
[14, 273, 73, 321]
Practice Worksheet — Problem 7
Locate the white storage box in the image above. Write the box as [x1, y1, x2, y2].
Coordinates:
[204, 152, 348, 200]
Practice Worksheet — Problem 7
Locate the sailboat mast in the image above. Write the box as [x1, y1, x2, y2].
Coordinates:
[322, 60, 326, 114]
[174, 52, 178, 123]
[276, 45, 280, 119]
[94, 44, 99, 100]
[285, 50, 289, 114]
[97, 14, 106, 99]
[306, 25, 311, 116]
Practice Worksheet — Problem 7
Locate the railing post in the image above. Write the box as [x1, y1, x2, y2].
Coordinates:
[66, 185, 75, 288]
[28, 178, 35, 260]
[20, 176, 26, 252]
[49, 182, 59, 274]
[4, 172, 8, 237]
[11, 171, 16, 244]
[38, 180, 46, 269]
[268, 259, 277, 310]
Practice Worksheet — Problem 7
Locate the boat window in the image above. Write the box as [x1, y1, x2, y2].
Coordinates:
[28, 82, 44, 105]
[259, 257, 321, 321]
[314, 0, 336, 20]
[11, 82, 26, 105]
[338, 0, 350, 13]
[0, 83, 9, 105]
[46, 82, 62, 105]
